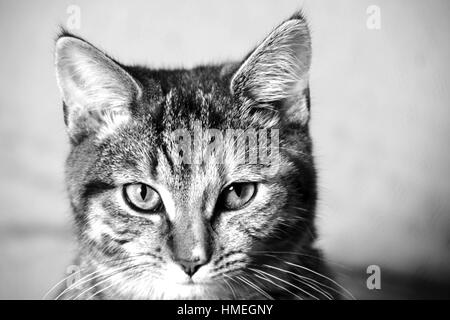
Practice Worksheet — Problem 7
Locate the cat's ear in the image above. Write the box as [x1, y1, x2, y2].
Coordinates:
[54, 34, 141, 143]
[231, 12, 311, 125]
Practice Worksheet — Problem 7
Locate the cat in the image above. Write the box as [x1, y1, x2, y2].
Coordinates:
[53, 11, 344, 300]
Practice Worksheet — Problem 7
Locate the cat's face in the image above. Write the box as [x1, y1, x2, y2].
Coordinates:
[56, 13, 322, 299]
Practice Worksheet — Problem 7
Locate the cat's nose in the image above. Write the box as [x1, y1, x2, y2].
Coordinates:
[169, 214, 212, 277]
[176, 257, 208, 277]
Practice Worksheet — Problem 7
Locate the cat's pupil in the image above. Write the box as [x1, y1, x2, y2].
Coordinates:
[233, 185, 242, 197]
[139, 185, 147, 200]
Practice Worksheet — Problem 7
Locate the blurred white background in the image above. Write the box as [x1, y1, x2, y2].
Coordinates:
[0, 0, 449, 299]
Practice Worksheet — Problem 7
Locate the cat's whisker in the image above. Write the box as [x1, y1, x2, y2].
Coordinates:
[83, 261, 164, 300]
[86, 265, 148, 300]
[235, 275, 274, 300]
[251, 271, 303, 300]
[249, 267, 319, 300]
[69, 268, 124, 300]
[54, 268, 102, 300]
[43, 271, 85, 300]
[86, 279, 118, 300]
[222, 275, 238, 300]
[261, 264, 334, 300]
[54, 254, 149, 300]
[60, 257, 148, 300]
[296, 279, 333, 300]
[247, 262, 330, 298]
[296, 277, 335, 300]
[250, 250, 349, 269]
[72, 264, 138, 300]
[285, 261, 356, 300]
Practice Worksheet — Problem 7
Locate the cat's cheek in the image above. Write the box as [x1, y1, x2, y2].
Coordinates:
[84, 200, 116, 243]
[85, 214, 114, 244]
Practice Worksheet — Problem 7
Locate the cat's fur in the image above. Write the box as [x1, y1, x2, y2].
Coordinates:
[54, 11, 341, 300]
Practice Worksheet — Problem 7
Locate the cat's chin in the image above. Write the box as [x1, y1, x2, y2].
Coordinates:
[150, 281, 222, 300]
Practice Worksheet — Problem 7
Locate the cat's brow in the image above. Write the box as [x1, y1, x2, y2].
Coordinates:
[228, 163, 286, 181]
[82, 180, 116, 199]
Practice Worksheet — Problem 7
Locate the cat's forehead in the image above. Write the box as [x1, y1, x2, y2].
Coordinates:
[136, 66, 232, 101]
[94, 66, 281, 191]
[132, 66, 240, 130]
[162, 86, 230, 127]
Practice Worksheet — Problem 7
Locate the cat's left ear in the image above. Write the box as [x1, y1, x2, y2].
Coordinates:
[54, 35, 141, 143]
[231, 12, 311, 125]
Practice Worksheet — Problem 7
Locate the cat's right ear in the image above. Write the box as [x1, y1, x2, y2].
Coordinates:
[54, 35, 141, 144]
[230, 12, 311, 126]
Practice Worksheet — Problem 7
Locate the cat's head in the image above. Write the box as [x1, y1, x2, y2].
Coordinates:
[55, 12, 318, 299]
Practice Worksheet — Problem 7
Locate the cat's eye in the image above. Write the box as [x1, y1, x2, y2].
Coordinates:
[220, 182, 257, 210]
[123, 183, 162, 213]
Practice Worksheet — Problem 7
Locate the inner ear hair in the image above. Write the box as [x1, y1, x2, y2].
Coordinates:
[230, 11, 312, 125]
[54, 34, 141, 143]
